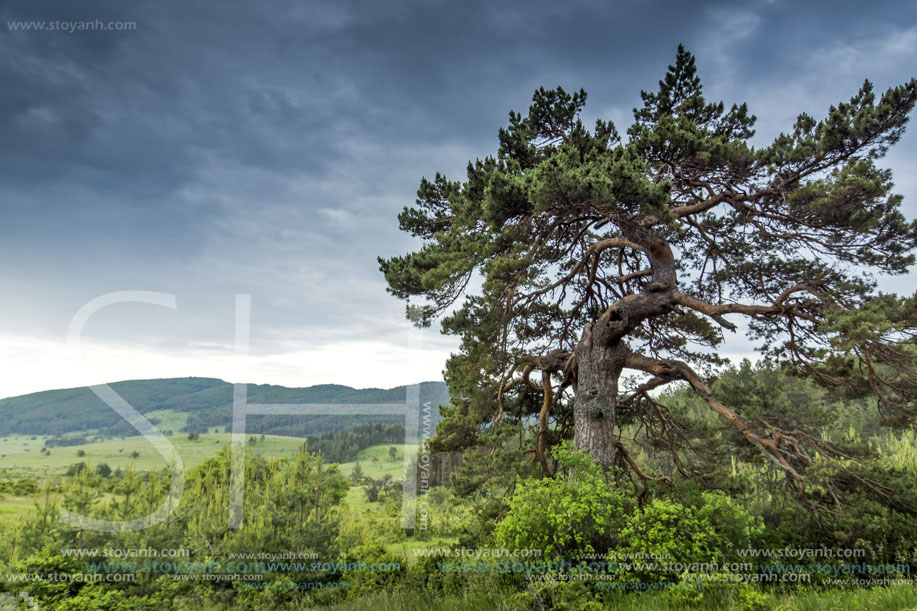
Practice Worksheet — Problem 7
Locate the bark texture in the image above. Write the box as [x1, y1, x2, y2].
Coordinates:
[573, 319, 626, 467]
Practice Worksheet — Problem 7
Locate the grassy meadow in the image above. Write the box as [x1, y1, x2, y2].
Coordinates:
[0, 428, 416, 524]
[0, 432, 305, 477]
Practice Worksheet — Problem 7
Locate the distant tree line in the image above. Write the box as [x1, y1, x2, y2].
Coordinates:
[43, 435, 93, 448]
[304, 423, 406, 463]
[183, 413, 403, 436]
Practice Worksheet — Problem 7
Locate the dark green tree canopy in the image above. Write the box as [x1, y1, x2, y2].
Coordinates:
[380, 46, 917, 507]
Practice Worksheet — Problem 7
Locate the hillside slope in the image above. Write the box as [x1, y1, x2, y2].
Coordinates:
[0, 378, 449, 437]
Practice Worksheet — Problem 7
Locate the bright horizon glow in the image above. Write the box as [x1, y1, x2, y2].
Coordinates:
[0, 329, 768, 401]
[0, 332, 454, 400]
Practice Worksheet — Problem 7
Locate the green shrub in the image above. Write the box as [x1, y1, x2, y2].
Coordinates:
[493, 441, 631, 560]
[616, 491, 762, 584]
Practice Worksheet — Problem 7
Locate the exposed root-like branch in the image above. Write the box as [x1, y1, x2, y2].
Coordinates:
[613, 441, 675, 505]
[536, 371, 554, 477]
[494, 350, 574, 473]
[621, 350, 916, 518]
[624, 351, 810, 500]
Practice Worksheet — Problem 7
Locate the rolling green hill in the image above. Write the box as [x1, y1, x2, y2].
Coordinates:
[0, 378, 449, 437]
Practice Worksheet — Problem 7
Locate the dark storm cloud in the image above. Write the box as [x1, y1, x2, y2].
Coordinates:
[0, 0, 914, 366]
[0, 0, 718, 191]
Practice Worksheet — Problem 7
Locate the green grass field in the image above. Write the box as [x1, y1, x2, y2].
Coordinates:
[336, 443, 417, 479]
[0, 434, 50, 457]
[328, 444, 416, 515]
[0, 494, 32, 527]
[1, 432, 415, 478]
[0, 432, 312, 478]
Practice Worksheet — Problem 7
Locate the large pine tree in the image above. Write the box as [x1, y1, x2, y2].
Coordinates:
[379, 47, 917, 504]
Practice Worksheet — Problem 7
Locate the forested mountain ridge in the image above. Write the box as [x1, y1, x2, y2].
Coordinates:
[0, 378, 449, 437]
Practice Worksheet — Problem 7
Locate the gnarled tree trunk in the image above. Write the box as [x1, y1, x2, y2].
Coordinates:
[573, 318, 626, 468]
[572, 235, 678, 468]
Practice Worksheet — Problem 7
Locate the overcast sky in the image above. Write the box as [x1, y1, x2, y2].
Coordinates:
[0, 0, 915, 399]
